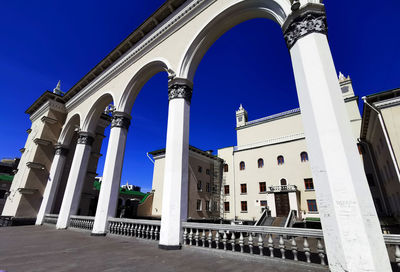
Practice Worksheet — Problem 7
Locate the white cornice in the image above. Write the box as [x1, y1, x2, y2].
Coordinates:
[374, 97, 400, 109]
[66, 0, 216, 112]
[30, 100, 66, 123]
[234, 133, 305, 152]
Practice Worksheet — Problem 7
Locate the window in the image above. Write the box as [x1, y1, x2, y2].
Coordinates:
[240, 161, 245, 170]
[212, 201, 217, 211]
[206, 169, 210, 175]
[259, 182, 267, 193]
[258, 158, 264, 168]
[205, 200, 210, 211]
[241, 201, 248, 212]
[206, 182, 211, 193]
[224, 202, 230, 212]
[223, 164, 229, 172]
[260, 200, 268, 207]
[198, 166, 202, 173]
[277, 155, 284, 165]
[197, 180, 202, 191]
[304, 178, 314, 190]
[307, 199, 318, 212]
[300, 152, 308, 162]
[224, 185, 230, 195]
[196, 200, 202, 211]
[240, 183, 247, 194]
[280, 179, 287, 186]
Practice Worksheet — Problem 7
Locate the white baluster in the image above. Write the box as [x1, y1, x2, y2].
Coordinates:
[239, 232, 244, 253]
[303, 237, 311, 263]
[279, 235, 286, 259]
[208, 230, 213, 249]
[189, 228, 193, 245]
[223, 231, 227, 251]
[291, 237, 298, 261]
[268, 234, 274, 258]
[195, 229, 199, 246]
[215, 231, 220, 249]
[183, 228, 188, 245]
[248, 233, 254, 254]
[258, 234, 264, 256]
[317, 238, 326, 265]
[201, 229, 206, 247]
[129, 223, 134, 237]
[395, 244, 400, 269]
[134, 224, 138, 236]
[150, 225, 154, 240]
[231, 232, 236, 252]
[146, 225, 150, 239]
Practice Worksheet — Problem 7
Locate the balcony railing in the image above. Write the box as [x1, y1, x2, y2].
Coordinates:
[108, 218, 161, 240]
[43, 214, 58, 225]
[268, 185, 297, 192]
[69, 215, 94, 231]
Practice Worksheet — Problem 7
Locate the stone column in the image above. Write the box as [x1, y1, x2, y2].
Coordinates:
[284, 4, 390, 271]
[91, 112, 131, 235]
[36, 145, 69, 225]
[159, 78, 192, 249]
[56, 132, 94, 229]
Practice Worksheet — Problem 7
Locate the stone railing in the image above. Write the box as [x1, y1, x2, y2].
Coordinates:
[268, 185, 297, 192]
[43, 214, 58, 225]
[384, 234, 400, 269]
[69, 215, 94, 231]
[182, 222, 327, 266]
[108, 218, 161, 240]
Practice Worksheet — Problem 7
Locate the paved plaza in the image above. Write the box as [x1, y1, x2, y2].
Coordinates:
[0, 225, 328, 272]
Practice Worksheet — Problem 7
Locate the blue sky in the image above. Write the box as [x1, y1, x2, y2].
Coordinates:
[1, 1, 399, 193]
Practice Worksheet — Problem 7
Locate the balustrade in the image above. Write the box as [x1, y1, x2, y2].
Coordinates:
[69, 215, 94, 230]
[108, 218, 160, 241]
[43, 214, 58, 225]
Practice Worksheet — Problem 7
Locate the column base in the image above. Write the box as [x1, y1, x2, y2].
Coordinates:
[158, 244, 182, 250]
[91, 232, 107, 237]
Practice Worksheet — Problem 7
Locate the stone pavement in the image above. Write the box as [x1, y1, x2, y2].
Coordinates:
[0, 225, 328, 272]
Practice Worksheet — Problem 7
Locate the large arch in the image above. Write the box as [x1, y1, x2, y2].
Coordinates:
[118, 60, 170, 114]
[178, 0, 290, 81]
[58, 114, 81, 146]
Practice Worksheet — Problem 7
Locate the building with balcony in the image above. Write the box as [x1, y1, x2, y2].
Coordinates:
[217, 73, 362, 224]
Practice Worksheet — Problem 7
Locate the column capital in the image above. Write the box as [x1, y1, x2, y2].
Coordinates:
[54, 144, 69, 156]
[111, 111, 131, 130]
[168, 78, 193, 104]
[77, 131, 95, 146]
[282, 4, 327, 50]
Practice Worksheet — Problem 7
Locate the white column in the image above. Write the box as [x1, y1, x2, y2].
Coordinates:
[36, 145, 68, 225]
[159, 78, 192, 249]
[266, 193, 276, 217]
[92, 112, 130, 235]
[284, 6, 390, 271]
[56, 132, 93, 229]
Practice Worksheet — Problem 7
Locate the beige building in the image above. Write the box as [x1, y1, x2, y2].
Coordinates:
[149, 146, 222, 221]
[360, 88, 400, 223]
[218, 73, 362, 223]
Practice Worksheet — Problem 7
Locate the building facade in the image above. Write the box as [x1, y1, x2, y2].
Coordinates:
[218, 73, 362, 223]
[149, 146, 222, 221]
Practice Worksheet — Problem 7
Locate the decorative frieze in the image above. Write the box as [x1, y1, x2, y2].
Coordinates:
[168, 78, 193, 104]
[283, 8, 327, 50]
[54, 144, 69, 156]
[77, 132, 95, 146]
[111, 112, 131, 130]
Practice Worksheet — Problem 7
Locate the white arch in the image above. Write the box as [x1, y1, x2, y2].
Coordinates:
[58, 114, 81, 146]
[117, 59, 170, 114]
[178, 0, 291, 81]
[81, 93, 115, 134]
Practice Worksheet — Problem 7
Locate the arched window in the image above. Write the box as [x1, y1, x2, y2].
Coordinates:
[277, 155, 284, 165]
[257, 158, 264, 168]
[300, 152, 308, 162]
[240, 161, 245, 171]
[280, 179, 287, 186]
[224, 164, 229, 172]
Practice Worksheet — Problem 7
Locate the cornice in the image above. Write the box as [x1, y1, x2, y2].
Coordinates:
[33, 138, 53, 146]
[30, 100, 66, 123]
[41, 116, 58, 125]
[65, 0, 216, 112]
[233, 133, 305, 152]
[374, 97, 400, 109]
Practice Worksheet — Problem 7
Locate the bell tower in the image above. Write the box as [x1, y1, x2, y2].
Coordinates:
[236, 104, 248, 127]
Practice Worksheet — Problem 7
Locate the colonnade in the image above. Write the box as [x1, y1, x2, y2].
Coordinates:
[34, 4, 391, 271]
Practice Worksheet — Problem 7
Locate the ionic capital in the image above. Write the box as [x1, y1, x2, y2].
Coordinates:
[54, 144, 69, 156]
[168, 78, 193, 104]
[282, 4, 327, 50]
[77, 132, 95, 146]
[111, 112, 131, 130]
